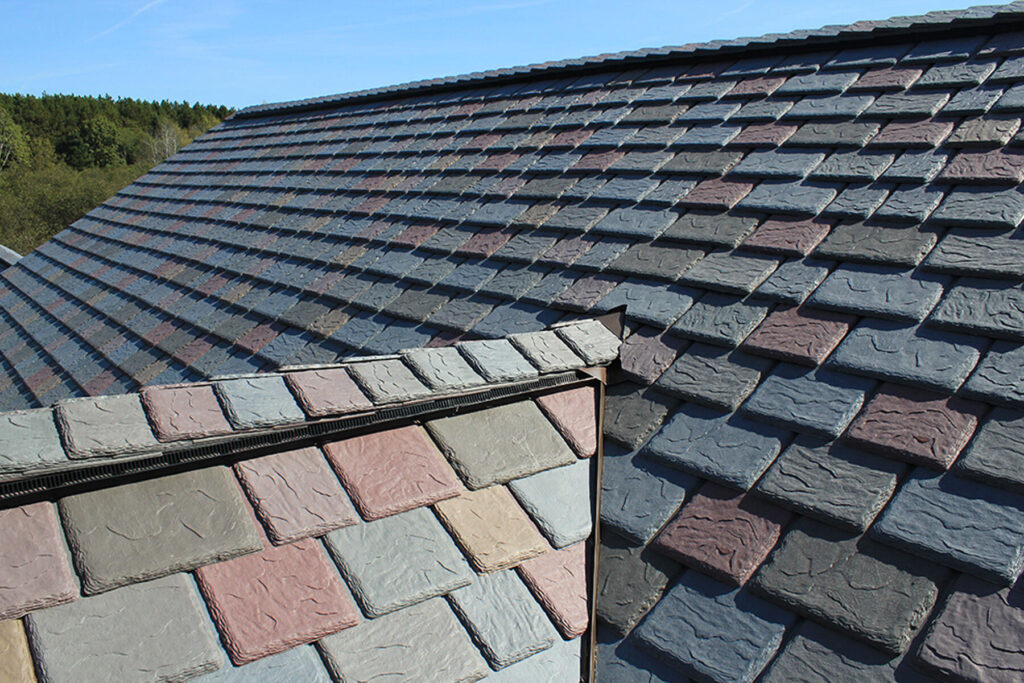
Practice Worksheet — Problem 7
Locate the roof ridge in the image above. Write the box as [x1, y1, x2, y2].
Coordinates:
[234, 1, 1024, 119]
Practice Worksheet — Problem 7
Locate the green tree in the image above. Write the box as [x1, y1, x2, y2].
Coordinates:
[0, 106, 29, 171]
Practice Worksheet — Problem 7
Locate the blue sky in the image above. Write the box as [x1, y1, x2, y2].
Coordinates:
[0, 0, 982, 109]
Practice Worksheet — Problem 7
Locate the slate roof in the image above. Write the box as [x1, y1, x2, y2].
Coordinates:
[0, 320, 612, 681]
[0, 2, 1023, 681]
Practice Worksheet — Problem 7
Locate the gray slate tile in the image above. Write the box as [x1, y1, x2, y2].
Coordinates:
[425, 400, 575, 488]
[933, 186, 1024, 230]
[741, 364, 875, 438]
[484, 637, 580, 682]
[555, 319, 621, 365]
[446, 569, 559, 670]
[596, 532, 679, 635]
[827, 319, 984, 392]
[820, 184, 891, 219]
[634, 571, 795, 683]
[903, 35, 986, 63]
[323, 506, 474, 616]
[943, 85, 1004, 116]
[872, 470, 1024, 584]
[786, 121, 880, 147]
[457, 338, 537, 382]
[347, 358, 432, 403]
[508, 330, 584, 372]
[655, 343, 772, 411]
[956, 407, 1024, 495]
[755, 258, 834, 304]
[673, 124, 742, 147]
[55, 394, 159, 459]
[597, 281, 700, 328]
[0, 408, 66, 477]
[600, 444, 698, 544]
[808, 264, 949, 322]
[663, 212, 758, 247]
[401, 346, 485, 392]
[737, 181, 838, 215]
[925, 227, 1024, 279]
[196, 646, 331, 683]
[645, 403, 789, 490]
[680, 251, 779, 295]
[26, 573, 222, 683]
[754, 437, 903, 532]
[810, 151, 894, 181]
[873, 184, 945, 223]
[963, 340, 1024, 407]
[864, 92, 950, 118]
[671, 292, 772, 347]
[603, 383, 677, 450]
[783, 94, 875, 120]
[214, 375, 306, 429]
[929, 278, 1024, 341]
[776, 71, 859, 94]
[508, 458, 592, 548]
[882, 150, 950, 183]
[731, 150, 827, 179]
[592, 207, 679, 239]
[814, 222, 937, 266]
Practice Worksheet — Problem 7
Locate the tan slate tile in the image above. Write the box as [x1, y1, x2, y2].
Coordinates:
[323, 425, 462, 520]
[535, 385, 598, 458]
[516, 541, 589, 638]
[234, 446, 359, 544]
[285, 367, 373, 417]
[0, 620, 35, 683]
[0, 502, 77, 621]
[434, 485, 548, 572]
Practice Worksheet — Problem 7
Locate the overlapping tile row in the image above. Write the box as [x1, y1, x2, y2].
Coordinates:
[0, 324, 611, 681]
[0, 4, 1021, 683]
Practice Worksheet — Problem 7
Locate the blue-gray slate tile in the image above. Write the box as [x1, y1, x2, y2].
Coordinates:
[924, 228, 1024, 279]
[213, 375, 306, 429]
[932, 186, 1024, 230]
[731, 150, 827, 179]
[929, 278, 1024, 341]
[597, 281, 699, 328]
[956, 407, 1024, 494]
[680, 252, 779, 295]
[655, 343, 772, 411]
[755, 258, 834, 304]
[737, 181, 838, 216]
[508, 458, 591, 548]
[808, 264, 949, 322]
[670, 293, 772, 347]
[456, 338, 538, 382]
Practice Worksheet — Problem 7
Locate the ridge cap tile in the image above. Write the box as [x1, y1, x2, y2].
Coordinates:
[54, 393, 160, 459]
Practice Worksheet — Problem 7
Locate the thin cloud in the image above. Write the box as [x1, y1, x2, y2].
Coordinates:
[85, 0, 169, 43]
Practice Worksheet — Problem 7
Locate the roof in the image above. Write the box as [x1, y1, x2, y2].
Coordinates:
[0, 246, 21, 271]
[0, 2, 1022, 681]
[0, 319, 613, 681]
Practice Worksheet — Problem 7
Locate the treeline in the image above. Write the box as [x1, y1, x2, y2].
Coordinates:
[0, 94, 232, 254]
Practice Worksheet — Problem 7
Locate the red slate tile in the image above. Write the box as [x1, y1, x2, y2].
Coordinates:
[741, 306, 854, 366]
[141, 384, 234, 441]
[940, 149, 1024, 185]
[285, 368, 373, 418]
[549, 129, 594, 148]
[850, 66, 922, 91]
[196, 537, 360, 664]
[729, 123, 798, 147]
[476, 152, 520, 172]
[868, 119, 954, 149]
[553, 273, 622, 312]
[536, 386, 599, 458]
[457, 227, 517, 257]
[651, 482, 792, 586]
[81, 370, 117, 396]
[684, 60, 731, 80]
[679, 177, 754, 209]
[142, 320, 177, 345]
[236, 322, 280, 354]
[540, 234, 594, 267]
[173, 336, 215, 366]
[426, 330, 464, 348]
[516, 541, 589, 638]
[844, 384, 985, 469]
[742, 217, 833, 256]
[466, 133, 501, 150]
[573, 150, 626, 172]
[393, 223, 441, 248]
[352, 195, 391, 215]
[323, 425, 462, 520]
[0, 502, 78, 620]
[234, 446, 359, 544]
[620, 327, 687, 385]
[726, 76, 787, 98]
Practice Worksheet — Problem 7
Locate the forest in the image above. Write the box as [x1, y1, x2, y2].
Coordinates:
[0, 94, 232, 254]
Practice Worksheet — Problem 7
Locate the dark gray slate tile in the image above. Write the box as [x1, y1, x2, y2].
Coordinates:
[472, 301, 563, 338]
[965, 340, 1024, 407]
[26, 573, 222, 683]
[873, 185, 945, 223]
[644, 403, 788, 490]
[754, 437, 903, 532]
[677, 101, 741, 122]
[882, 150, 950, 183]
[932, 186, 1024, 230]
[810, 151, 894, 182]
[592, 207, 679, 239]
[751, 517, 945, 655]
[903, 36, 986, 63]
[600, 443, 698, 544]
[916, 61, 996, 88]
[606, 242, 704, 280]
[814, 222, 937, 266]
[446, 569, 559, 670]
[323, 506, 474, 616]
[786, 121, 880, 147]
[673, 124, 742, 147]
[597, 280, 700, 328]
[661, 149, 744, 176]
[826, 43, 909, 69]
[456, 339, 537, 382]
[679, 252, 779, 295]
[864, 92, 950, 118]
[663, 212, 758, 248]
[428, 295, 499, 331]
[930, 278, 1024, 341]
[783, 94, 875, 120]
[827, 319, 984, 392]
[597, 628, 681, 683]
[597, 533, 679, 636]
[776, 71, 859, 94]
[736, 181, 838, 215]
[732, 150, 827, 179]
[943, 85, 1005, 116]
[670, 292, 772, 347]
[957, 407, 1024, 495]
[589, 176, 660, 204]
[655, 343, 772, 411]
[872, 469, 1024, 585]
[822, 184, 892, 221]
[755, 258, 834, 304]
[634, 571, 795, 683]
[925, 228, 1024, 279]
[603, 383, 677, 450]
[731, 99, 794, 122]
[573, 237, 633, 271]
[760, 620, 930, 683]
[808, 264, 949, 322]
[741, 363, 875, 438]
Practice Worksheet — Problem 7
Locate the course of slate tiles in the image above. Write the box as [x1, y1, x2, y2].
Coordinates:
[0, 321, 611, 681]
[0, 2, 1021, 682]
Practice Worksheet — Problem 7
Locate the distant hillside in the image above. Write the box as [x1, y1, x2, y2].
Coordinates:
[0, 94, 233, 254]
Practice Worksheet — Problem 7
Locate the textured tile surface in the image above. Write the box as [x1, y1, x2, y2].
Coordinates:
[655, 343, 771, 410]
[741, 306, 853, 365]
[957, 407, 1024, 493]
[284, 368, 374, 417]
[401, 346, 485, 391]
[215, 376, 306, 429]
[55, 394, 159, 458]
[196, 646, 331, 683]
[0, 409, 68, 477]
[347, 358, 432, 403]
[59, 466, 262, 594]
[141, 384, 233, 441]
[508, 458, 592, 549]
[0, 620, 36, 683]
[535, 386, 597, 457]
[516, 541, 589, 638]
[597, 533, 679, 635]
[0, 503, 77, 620]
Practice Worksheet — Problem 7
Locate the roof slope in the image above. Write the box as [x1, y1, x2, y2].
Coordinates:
[0, 320, 611, 681]
[0, 2, 1023, 681]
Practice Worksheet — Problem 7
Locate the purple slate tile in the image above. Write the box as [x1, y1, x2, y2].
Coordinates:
[619, 326, 687, 385]
[535, 385, 598, 457]
[141, 384, 233, 441]
[0, 502, 77, 620]
[54, 393, 160, 459]
[741, 305, 853, 365]
[214, 375, 306, 429]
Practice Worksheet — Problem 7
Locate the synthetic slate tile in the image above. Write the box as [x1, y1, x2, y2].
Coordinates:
[195, 646, 331, 683]
[742, 217, 832, 257]
[814, 221, 937, 267]
[751, 517, 944, 654]
[619, 326, 687, 385]
[740, 305, 853, 365]
[736, 180, 838, 216]
[346, 358, 431, 403]
[214, 375, 306, 429]
[195, 537, 360, 664]
[786, 121, 880, 147]
[0, 408, 65, 478]
[654, 343, 771, 411]
[54, 393, 159, 458]
[323, 425, 461, 520]
[680, 251, 779, 295]
[0, 502, 77, 620]
[517, 542, 588, 638]
[634, 571, 795, 683]
[0, 620, 35, 683]
[425, 400, 576, 488]
[731, 149, 827, 179]
[827, 319, 985, 392]
[234, 446, 359, 544]
[925, 227, 1024, 279]
[446, 569, 559, 670]
[606, 242, 703, 280]
[401, 345, 485, 391]
[845, 384, 983, 469]
[316, 598, 489, 683]
[755, 257, 834, 304]
[653, 482, 792, 586]
[508, 458, 592, 549]
[597, 532, 679, 635]
[59, 466, 262, 594]
[26, 573, 222, 683]
[663, 212, 759, 248]
[754, 437, 902, 532]
[873, 184, 944, 222]
[740, 363, 875, 438]
[863, 91, 950, 118]
[141, 384, 233, 441]
[508, 330, 584, 373]
[434, 482, 549, 572]
[485, 632, 581, 681]
[603, 383, 677, 450]
[323, 506, 474, 616]
[535, 385, 597, 457]
[555, 318, 621, 365]
[644, 403, 788, 490]
[592, 207, 679, 239]
[874, 470, 1024, 584]
[670, 292, 772, 347]
[284, 367, 373, 417]
[930, 278, 1024, 341]
[597, 280, 699, 328]
[957, 407, 1024, 494]
[457, 338, 538, 382]
[808, 264, 948, 322]
[882, 149, 950, 183]
[964, 340, 1024, 407]
[931, 186, 1024, 230]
